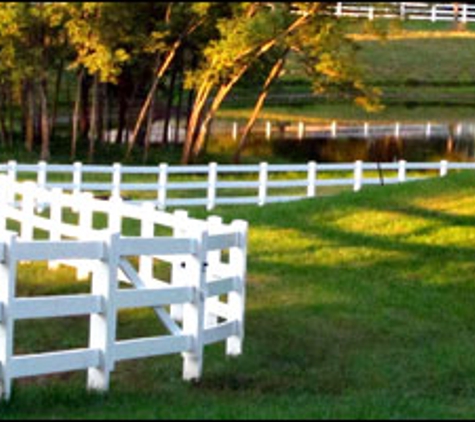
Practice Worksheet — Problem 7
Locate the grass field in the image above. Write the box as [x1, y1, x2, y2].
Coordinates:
[1, 170, 475, 418]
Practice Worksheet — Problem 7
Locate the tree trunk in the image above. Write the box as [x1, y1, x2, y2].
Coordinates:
[233, 52, 288, 163]
[180, 81, 214, 164]
[24, 80, 35, 153]
[162, 57, 179, 145]
[71, 69, 84, 160]
[88, 73, 99, 162]
[126, 41, 181, 157]
[116, 79, 128, 144]
[181, 8, 318, 164]
[174, 69, 185, 145]
[50, 59, 64, 143]
[39, 78, 50, 161]
[7, 85, 13, 147]
[189, 63, 252, 162]
[80, 74, 91, 140]
[126, 18, 204, 158]
[142, 91, 155, 163]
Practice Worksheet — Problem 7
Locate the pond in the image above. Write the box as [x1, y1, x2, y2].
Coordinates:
[209, 120, 475, 163]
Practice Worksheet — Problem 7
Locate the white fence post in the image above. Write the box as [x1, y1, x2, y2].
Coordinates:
[207, 162, 218, 211]
[354, 160, 363, 192]
[48, 188, 63, 271]
[182, 226, 208, 381]
[364, 122, 369, 138]
[0, 176, 8, 233]
[395, 122, 400, 139]
[108, 196, 122, 234]
[138, 202, 155, 282]
[232, 122, 238, 141]
[112, 163, 122, 200]
[171, 210, 189, 322]
[226, 220, 248, 357]
[440, 160, 448, 177]
[431, 4, 436, 22]
[298, 121, 305, 140]
[37, 161, 47, 211]
[369, 4, 374, 20]
[398, 160, 407, 183]
[73, 162, 83, 211]
[331, 120, 337, 138]
[21, 182, 36, 242]
[307, 161, 317, 198]
[37, 161, 47, 191]
[205, 216, 222, 328]
[77, 192, 94, 280]
[336, 2, 342, 16]
[0, 232, 17, 400]
[426, 122, 432, 138]
[6, 161, 16, 206]
[265, 121, 272, 140]
[258, 162, 268, 206]
[157, 163, 168, 210]
[87, 231, 119, 392]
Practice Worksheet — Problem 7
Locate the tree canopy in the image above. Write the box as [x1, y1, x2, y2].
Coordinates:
[0, 2, 379, 163]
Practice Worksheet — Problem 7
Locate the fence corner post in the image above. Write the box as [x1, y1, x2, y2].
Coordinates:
[87, 231, 119, 392]
[182, 225, 207, 381]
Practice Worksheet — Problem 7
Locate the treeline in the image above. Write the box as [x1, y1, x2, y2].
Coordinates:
[0, 2, 380, 164]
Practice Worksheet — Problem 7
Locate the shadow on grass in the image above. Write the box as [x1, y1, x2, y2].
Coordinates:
[3, 173, 475, 418]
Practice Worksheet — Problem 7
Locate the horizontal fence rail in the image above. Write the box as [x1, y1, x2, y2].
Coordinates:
[0, 160, 469, 211]
[0, 177, 248, 400]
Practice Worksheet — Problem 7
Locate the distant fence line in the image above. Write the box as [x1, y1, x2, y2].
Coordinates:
[333, 2, 475, 23]
[225, 120, 473, 141]
[0, 177, 248, 399]
[0, 160, 469, 211]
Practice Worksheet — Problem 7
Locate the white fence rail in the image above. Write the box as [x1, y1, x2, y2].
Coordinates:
[0, 176, 248, 400]
[333, 2, 475, 23]
[0, 160, 467, 211]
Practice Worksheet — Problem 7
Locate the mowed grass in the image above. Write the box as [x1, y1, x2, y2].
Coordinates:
[2, 171, 475, 418]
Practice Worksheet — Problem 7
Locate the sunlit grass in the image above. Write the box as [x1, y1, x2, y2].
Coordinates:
[2, 171, 475, 417]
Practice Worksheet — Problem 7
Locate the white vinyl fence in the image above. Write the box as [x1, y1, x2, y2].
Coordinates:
[333, 2, 475, 23]
[0, 176, 248, 400]
[0, 160, 467, 211]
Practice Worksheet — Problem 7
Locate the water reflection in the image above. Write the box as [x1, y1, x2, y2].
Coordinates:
[212, 120, 475, 163]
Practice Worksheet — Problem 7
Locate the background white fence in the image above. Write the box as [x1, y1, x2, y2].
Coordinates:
[0, 160, 468, 211]
[0, 177, 248, 400]
[333, 2, 475, 23]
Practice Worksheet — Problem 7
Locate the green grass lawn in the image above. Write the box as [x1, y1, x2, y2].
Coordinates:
[2, 171, 475, 418]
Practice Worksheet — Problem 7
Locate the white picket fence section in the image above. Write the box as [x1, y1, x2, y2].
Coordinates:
[333, 2, 475, 23]
[0, 160, 467, 212]
[0, 176, 248, 400]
